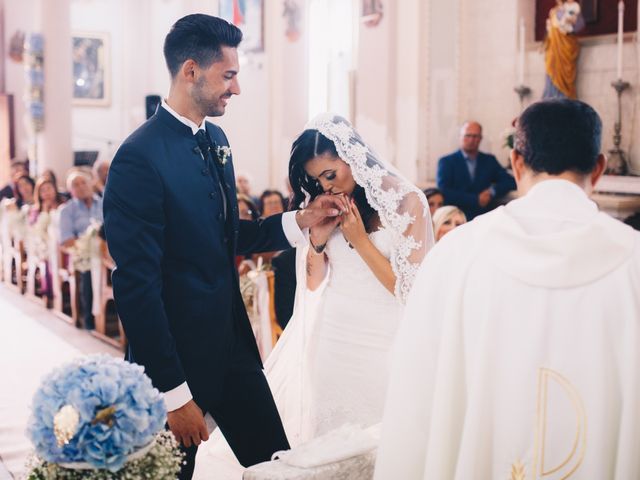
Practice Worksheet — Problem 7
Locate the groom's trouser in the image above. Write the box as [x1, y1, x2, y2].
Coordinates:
[177, 333, 290, 479]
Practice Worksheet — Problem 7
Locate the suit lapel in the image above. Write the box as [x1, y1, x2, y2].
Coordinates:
[206, 123, 239, 250]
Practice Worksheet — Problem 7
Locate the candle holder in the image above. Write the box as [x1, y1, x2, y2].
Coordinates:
[606, 79, 631, 175]
[514, 85, 531, 110]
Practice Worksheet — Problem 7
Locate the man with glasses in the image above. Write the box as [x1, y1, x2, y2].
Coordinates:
[437, 121, 515, 220]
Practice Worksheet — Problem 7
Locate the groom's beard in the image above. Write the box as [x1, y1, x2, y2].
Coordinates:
[192, 80, 228, 118]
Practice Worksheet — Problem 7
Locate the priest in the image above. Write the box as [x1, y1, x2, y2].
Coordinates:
[375, 99, 640, 480]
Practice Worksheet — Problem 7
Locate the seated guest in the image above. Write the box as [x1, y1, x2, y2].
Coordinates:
[41, 169, 71, 200]
[0, 160, 28, 201]
[29, 177, 66, 223]
[432, 205, 466, 242]
[27, 177, 66, 300]
[92, 159, 111, 197]
[437, 121, 516, 219]
[236, 194, 260, 273]
[14, 175, 35, 209]
[237, 193, 259, 221]
[59, 170, 103, 330]
[259, 189, 286, 218]
[423, 187, 444, 217]
[258, 189, 291, 325]
[236, 172, 260, 206]
[376, 99, 640, 479]
[271, 247, 296, 329]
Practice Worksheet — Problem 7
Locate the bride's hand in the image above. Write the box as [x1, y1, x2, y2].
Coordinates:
[310, 194, 349, 246]
[340, 199, 368, 249]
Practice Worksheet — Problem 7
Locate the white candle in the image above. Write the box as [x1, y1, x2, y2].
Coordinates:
[617, 0, 624, 80]
[518, 17, 525, 85]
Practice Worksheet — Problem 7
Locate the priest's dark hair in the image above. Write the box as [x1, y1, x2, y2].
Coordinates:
[163, 14, 242, 78]
[514, 99, 602, 175]
[288, 130, 377, 231]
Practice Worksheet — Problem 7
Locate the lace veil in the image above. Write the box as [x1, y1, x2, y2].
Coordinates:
[304, 113, 434, 303]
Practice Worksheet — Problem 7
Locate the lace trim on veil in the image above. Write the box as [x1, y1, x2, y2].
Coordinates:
[305, 114, 434, 302]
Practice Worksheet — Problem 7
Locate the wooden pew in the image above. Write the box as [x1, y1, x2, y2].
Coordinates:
[48, 209, 80, 326]
[91, 237, 126, 351]
[24, 213, 52, 307]
[266, 270, 283, 347]
[4, 210, 27, 294]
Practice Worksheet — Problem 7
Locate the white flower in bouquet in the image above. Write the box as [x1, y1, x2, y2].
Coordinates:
[216, 145, 232, 165]
[3, 202, 28, 240]
[27, 211, 51, 261]
[69, 220, 102, 273]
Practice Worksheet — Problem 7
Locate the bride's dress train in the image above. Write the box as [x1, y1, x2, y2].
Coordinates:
[193, 228, 401, 479]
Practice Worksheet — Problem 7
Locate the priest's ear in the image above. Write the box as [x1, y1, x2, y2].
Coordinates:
[590, 154, 607, 189]
[510, 149, 526, 184]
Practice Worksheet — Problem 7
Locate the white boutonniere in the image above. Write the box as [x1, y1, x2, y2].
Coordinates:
[216, 145, 232, 165]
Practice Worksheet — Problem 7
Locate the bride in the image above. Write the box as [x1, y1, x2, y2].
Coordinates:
[194, 113, 433, 478]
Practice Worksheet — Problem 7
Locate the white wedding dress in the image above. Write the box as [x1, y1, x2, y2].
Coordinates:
[194, 228, 402, 479]
[308, 228, 402, 437]
[193, 113, 432, 479]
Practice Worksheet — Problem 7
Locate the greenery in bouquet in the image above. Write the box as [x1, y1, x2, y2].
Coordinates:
[26, 355, 182, 478]
[501, 117, 518, 151]
[1, 199, 28, 239]
[25, 431, 182, 480]
[501, 127, 516, 150]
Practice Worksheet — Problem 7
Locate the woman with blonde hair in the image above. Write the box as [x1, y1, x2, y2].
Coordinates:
[433, 205, 467, 242]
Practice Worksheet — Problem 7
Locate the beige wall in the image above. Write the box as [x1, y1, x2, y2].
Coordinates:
[458, 0, 640, 174]
[3, 0, 639, 190]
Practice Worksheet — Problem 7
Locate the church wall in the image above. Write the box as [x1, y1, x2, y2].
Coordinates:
[3, 0, 38, 163]
[458, 0, 640, 174]
[4, 1, 638, 189]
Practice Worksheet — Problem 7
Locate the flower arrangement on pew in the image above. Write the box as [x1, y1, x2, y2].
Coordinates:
[1, 198, 28, 241]
[25, 355, 183, 479]
[27, 211, 51, 261]
[68, 220, 102, 273]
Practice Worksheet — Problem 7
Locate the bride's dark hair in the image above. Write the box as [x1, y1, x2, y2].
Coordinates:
[288, 129, 376, 230]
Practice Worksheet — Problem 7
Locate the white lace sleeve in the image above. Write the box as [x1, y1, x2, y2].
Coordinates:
[391, 191, 433, 303]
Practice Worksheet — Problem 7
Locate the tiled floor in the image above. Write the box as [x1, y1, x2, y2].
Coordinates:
[0, 285, 119, 478]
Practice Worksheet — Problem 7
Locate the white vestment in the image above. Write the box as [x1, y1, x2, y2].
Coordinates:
[375, 179, 640, 480]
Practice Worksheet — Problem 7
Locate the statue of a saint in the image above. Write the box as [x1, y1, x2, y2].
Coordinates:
[543, 0, 585, 99]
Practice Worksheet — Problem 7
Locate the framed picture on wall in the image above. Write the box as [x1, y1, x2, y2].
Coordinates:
[219, 0, 264, 53]
[362, 0, 384, 27]
[72, 32, 110, 107]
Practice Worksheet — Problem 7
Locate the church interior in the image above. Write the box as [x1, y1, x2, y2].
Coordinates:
[0, 0, 639, 479]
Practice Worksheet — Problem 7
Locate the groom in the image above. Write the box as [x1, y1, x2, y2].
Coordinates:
[103, 14, 341, 479]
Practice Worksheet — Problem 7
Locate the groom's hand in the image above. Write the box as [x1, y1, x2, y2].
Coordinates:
[167, 400, 209, 447]
[295, 194, 345, 230]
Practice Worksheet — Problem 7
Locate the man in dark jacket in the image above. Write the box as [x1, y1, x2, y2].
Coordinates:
[103, 14, 340, 479]
[437, 121, 516, 219]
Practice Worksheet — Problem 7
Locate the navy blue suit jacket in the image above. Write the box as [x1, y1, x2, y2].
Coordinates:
[436, 149, 516, 219]
[103, 107, 291, 404]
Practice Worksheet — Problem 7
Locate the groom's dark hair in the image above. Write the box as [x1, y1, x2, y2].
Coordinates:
[164, 14, 242, 78]
[514, 99, 602, 175]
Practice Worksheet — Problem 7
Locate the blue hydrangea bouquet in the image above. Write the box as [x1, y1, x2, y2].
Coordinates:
[25, 355, 183, 479]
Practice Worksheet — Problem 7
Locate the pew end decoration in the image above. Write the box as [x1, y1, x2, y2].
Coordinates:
[25, 355, 183, 479]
